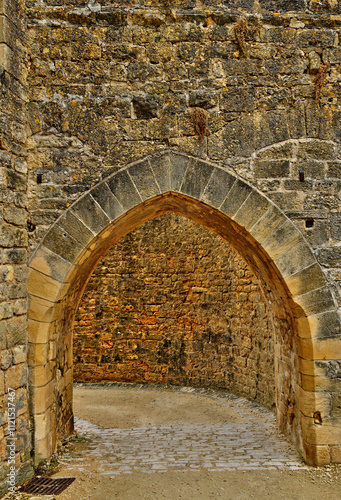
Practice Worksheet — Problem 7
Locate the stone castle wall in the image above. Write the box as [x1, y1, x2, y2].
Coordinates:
[0, 0, 341, 493]
[25, 0, 341, 262]
[73, 214, 275, 408]
[24, 1, 341, 464]
[0, 0, 33, 495]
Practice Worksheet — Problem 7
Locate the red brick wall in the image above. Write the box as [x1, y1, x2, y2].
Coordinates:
[73, 214, 275, 408]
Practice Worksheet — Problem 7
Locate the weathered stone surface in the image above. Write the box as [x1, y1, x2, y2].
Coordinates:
[285, 263, 327, 297]
[170, 154, 190, 192]
[56, 211, 94, 248]
[5, 363, 27, 390]
[73, 214, 275, 408]
[28, 295, 54, 323]
[3, 248, 27, 264]
[316, 247, 341, 268]
[332, 394, 341, 417]
[27, 319, 50, 345]
[70, 194, 110, 236]
[128, 160, 160, 201]
[1, 0, 341, 477]
[7, 316, 26, 346]
[233, 191, 270, 232]
[201, 168, 235, 209]
[42, 226, 84, 264]
[249, 205, 286, 244]
[29, 246, 71, 283]
[254, 160, 290, 178]
[90, 182, 124, 222]
[262, 219, 302, 261]
[107, 170, 142, 211]
[27, 269, 64, 303]
[274, 241, 316, 280]
[295, 287, 336, 317]
[180, 159, 214, 199]
[220, 180, 252, 219]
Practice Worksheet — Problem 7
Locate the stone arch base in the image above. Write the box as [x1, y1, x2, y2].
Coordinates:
[28, 152, 341, 466]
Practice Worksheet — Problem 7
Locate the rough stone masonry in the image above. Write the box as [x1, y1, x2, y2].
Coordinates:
[73, 213, 275, 408]
[1, 0, 341, 495]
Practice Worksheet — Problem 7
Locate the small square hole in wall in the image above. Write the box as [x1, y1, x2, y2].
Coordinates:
[305, 218, 314, 229]
[37, 173, 43, 184]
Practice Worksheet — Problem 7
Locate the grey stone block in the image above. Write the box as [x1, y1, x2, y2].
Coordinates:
[180, 159, 213, 199]
[201, 167, 235, 209]
[249, 205, 285, 243]
[170, 153, 190, 192]
[8, 283, 27, 300]
[58, 211, 94, 247]
[128, 159, 160, 201]
[150, 154, 171, 193]
[91, 182, 124, 222]
[330, 214, 341, 241]
[262, 219, 302, 260]
[220, 86, 255, 113]
[43, 225, 84, 264]
[293, 160, 326, 180]
[107, 169, 142, 211]
[297, 141, 336, 160]
[71, 194, 110, 235]
[274, 241, 317, 280]
[254, 160, 290, 178]
[233, 191, 270, 232]
[220, 180, 253, 219]
[3, 248, 26, 265]
[332, 393, 341, 417]
[316, 247, 341, 268]
[7, 318, 26, 346]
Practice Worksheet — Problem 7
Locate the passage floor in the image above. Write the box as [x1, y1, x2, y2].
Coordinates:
[62, 384, 305, 474]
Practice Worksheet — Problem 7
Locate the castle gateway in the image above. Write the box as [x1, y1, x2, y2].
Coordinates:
[1, 0, 341, 493]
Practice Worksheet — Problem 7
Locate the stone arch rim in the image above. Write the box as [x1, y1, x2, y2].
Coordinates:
[28, 149, 338, 320]
[27, 150, 341, 467]
[29, 148, 321, 259]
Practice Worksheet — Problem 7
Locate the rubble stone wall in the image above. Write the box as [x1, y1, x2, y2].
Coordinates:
[0, 1, 340, 489]
[0, 0, 33, 496]
[73, 213, 275, 409]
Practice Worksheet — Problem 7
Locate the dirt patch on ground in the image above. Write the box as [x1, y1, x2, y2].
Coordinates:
[72, 385, 249, 428]
[56, 467, 341, 500]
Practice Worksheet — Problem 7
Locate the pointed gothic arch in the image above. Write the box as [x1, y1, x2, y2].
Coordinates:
[27, 151, 341, 466]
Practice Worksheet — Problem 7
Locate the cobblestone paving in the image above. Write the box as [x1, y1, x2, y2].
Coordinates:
[60, 388, 307, 475]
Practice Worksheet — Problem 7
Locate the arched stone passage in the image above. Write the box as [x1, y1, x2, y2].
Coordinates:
[73, 212, 277, 407]
[27, 151, 341, 466]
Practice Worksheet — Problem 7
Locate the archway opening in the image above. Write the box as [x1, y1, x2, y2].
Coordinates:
[29, 192, 301, 462]
[28, 152, 341, 467]
[73, 213, 276, 409]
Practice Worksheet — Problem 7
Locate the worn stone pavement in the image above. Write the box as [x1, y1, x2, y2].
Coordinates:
[59, 385, 306, 475]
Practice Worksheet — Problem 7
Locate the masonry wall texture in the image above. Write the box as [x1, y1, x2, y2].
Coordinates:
[73, 213, 275, 408]
[0, 0, 33, 496]
[0, 0, 341, 494]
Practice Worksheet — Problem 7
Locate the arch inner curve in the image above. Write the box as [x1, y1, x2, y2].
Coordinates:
[27, 151, 340, 466]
